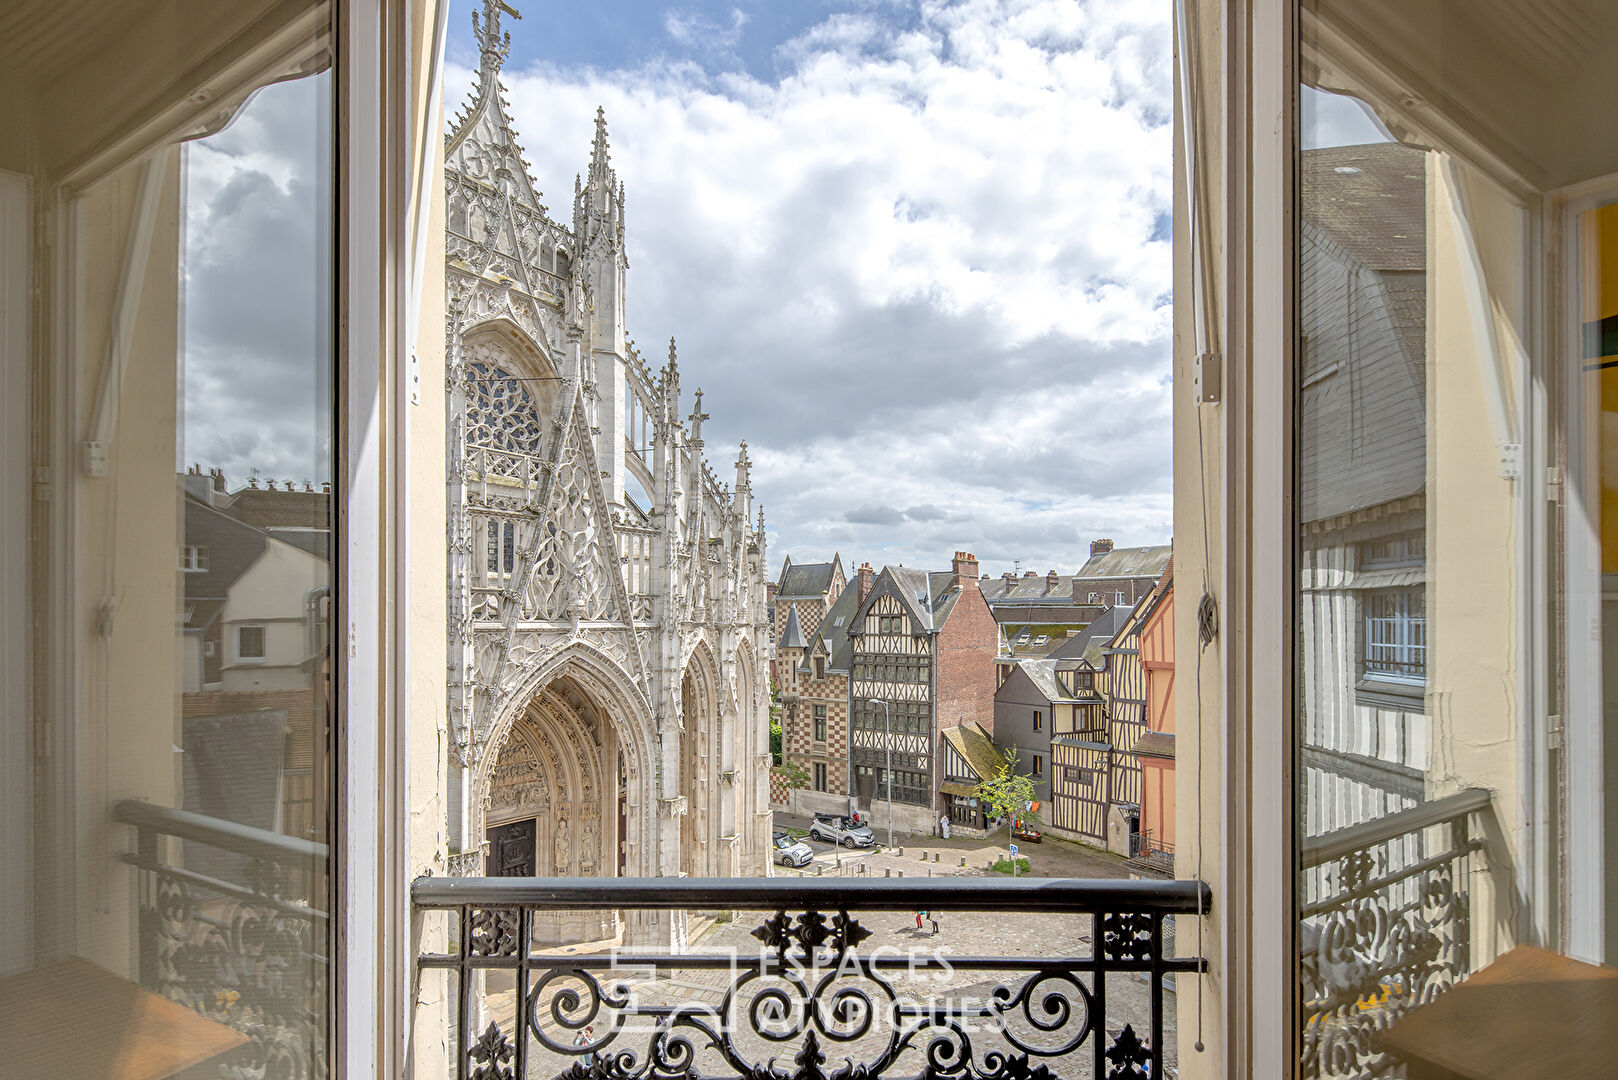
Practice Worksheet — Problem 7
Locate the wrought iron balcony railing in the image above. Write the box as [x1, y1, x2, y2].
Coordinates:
[412, 875, 1210, 1080]
[116, 798, 329, 1080]
[1299, 787, 1492, 1079]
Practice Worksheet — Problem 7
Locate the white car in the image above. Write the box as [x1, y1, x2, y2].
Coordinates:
[808, 814, 876, 848]
[773, 832, 814, 868]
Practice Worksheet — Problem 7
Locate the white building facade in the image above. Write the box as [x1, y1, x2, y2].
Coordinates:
[441, 1, 773, 938]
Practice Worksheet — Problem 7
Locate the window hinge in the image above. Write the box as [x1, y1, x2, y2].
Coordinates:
[1547, 713, 1563, 750]
[83, 440, 110, 478]
[1192, 351, 1221, 405]
[1497, 442, 1522, 480]
[409, 349, 421, 406]
[1546, 465, 1562, 503]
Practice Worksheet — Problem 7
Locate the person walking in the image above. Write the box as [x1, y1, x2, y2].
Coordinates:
[939, 814, 951, 840]
[915, 910, 925, 930]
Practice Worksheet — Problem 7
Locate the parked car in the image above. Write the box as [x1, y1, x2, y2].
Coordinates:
[808, 813, 875, 848]
[772, 832, 814, 868]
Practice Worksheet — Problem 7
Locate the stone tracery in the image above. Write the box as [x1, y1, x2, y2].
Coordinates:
[443, 1, 773, 944]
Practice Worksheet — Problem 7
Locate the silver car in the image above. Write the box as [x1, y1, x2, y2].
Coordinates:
[772, 832, 814, 868]
[808, 814, 876, 848]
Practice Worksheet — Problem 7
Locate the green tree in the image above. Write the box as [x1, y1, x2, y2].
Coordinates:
[769, 685, 784, 765]
[773, 761, 811, 790]
[972, 748, 1040, 860]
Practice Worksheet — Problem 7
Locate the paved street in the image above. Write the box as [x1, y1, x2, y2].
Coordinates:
[485, 824, 1182, 1079]
[768, 811, 1143, 881]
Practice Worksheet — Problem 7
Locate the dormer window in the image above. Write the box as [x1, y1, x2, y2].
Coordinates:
[813, 657, 825, 679]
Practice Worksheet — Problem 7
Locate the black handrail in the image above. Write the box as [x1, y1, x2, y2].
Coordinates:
[410, 873, 1211, 912]
[1300, 786, 1490, 866]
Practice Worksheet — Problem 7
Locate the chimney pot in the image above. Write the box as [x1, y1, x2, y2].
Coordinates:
[1090, 538, 1115, 557]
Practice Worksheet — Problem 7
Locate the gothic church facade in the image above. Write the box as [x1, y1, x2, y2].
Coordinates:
[442, 1, 773, 939]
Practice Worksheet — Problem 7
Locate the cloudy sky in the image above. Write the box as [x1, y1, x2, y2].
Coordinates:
[446, 0, 1175, 576]
[179, 1, 1178, 577]
[182, 74, 333, 490]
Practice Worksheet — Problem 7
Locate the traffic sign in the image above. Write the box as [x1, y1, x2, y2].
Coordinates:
[1009, 844, 1019, 858]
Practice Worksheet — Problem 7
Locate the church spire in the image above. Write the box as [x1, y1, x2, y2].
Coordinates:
[574, 105, 625, 252]
[589, 106, 613, 186]
[473, 0, 521, 76]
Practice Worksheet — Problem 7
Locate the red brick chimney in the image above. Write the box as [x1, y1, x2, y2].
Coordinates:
[951, 550, 979, 589]
[857, 562, 875, 604]
[1090, 538, 1115, 557]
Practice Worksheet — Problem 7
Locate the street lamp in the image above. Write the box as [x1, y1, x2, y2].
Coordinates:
[867, 698, 894, 850]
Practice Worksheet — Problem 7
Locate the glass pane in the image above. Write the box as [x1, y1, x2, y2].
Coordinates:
[1298, 2, 1618, 1075]
[0, 7, 333, 1078]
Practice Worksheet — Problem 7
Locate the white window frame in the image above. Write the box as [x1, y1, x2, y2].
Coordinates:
[1236, 0, 1560, 1067]
[236, 624, 268, 662]
[181, 544, 209, 572]
[1362, 588, 1426, 685]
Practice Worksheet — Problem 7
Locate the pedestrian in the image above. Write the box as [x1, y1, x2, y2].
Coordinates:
[915, 910, 925, 930]
[573, 1025, 595, 1048]
[939, 814, 950, 840]
[930, 915, 940, 936]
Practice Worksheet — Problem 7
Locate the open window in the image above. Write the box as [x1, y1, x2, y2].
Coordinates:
[1290, 1, 1618, 1074]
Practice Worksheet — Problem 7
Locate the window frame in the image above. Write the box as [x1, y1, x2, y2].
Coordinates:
[236, 624, 269, 662]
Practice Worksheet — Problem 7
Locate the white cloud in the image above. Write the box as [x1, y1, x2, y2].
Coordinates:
[450, 0, 1173, 574]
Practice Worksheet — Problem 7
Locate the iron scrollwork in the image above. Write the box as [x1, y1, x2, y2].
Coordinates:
[446, 905, 1184, 1080]
[120, 801, 330, 1080]
[1299, 801, 1482, 1079]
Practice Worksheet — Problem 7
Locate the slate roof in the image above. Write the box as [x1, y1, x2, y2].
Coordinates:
[881, 566, 960, 630]
[1015, 659, 1098, 704]
[983, 573, 1085, 604]
[777, 555, 842, 598]
[803, 580, 861, 674]
[993, 603, 1106, 626]
[1301, 143, 1425, 272]
[269, 529, 330, 561]
[224, 486, 330, 530]
[999, 624, 1086, 659]
[1073, 545, 1173, 582]
[1051, 605, 1136, 667]
[184, 493, 271, 607]
[1299, 142, 1427, 524]
[778, 604, 806, 650]
[941, 721, 1006, 782]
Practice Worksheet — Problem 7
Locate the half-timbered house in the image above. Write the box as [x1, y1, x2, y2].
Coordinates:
[938, 721, 1007, 835]
[992, 658, 1105, 807]
[1134, 567, 1176, 869]
[1040, 563, 1175, 851]
[846, 553, 997, 834]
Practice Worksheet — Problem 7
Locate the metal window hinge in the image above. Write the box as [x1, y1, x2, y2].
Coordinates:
[1547, 713, 1562, 750]
[1497, 442, 1522, 481]
[83, 440, 109, 478]
[1192, 351, 1221, 405]
[409, 350, 421, 406]
[1546, 466, 1562, 503]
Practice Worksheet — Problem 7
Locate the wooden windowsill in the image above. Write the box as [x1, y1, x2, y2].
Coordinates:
[1380, 945, 1618, 1079]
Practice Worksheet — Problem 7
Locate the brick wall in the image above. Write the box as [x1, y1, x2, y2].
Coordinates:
[934, 582, 998, 732]
[779, 657, 848, 798]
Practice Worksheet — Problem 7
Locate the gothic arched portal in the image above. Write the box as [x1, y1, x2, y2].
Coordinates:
[483, 674, 621, 944]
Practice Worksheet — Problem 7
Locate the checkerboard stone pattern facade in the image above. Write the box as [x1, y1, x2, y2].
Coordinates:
[773, 558, 850, 808]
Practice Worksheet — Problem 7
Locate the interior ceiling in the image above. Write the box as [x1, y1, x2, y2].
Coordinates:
[0, 0, 149, 83]
[1316, 0, 1618, 191]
